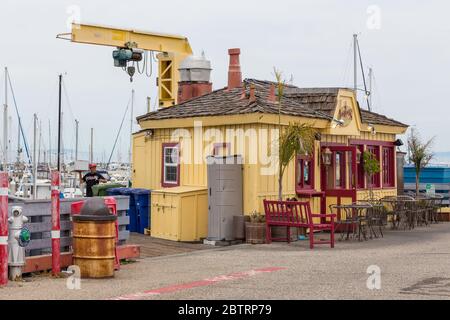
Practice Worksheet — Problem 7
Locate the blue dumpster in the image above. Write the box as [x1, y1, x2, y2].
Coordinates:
[131, 189, 151, 234]
[118, 188, 136, 232]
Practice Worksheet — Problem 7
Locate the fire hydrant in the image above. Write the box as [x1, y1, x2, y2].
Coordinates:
[8, 206, 30, 280]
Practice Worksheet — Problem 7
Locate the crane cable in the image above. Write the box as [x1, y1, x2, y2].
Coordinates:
[106, 95, 132, 169]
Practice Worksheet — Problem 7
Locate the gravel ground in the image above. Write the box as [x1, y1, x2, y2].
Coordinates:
[1, 223, 450, 300]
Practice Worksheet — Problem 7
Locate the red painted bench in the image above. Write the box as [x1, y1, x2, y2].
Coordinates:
[263, 200, 336, 249]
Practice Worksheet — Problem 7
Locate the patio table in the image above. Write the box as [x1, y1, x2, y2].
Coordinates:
[381, 197, 416, 230]
[330, 203, 372, 241]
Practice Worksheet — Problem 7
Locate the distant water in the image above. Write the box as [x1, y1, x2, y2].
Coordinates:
[431, 152, 450, 166]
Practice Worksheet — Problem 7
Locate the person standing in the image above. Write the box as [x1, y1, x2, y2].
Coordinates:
[81, 163, 106, 197]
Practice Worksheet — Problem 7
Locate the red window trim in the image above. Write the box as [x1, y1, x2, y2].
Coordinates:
[295, 154, 315, 192]
[382, 146, 396, 188]
[212, 142, 231, 156]
[333, 151, 347, 189]
[161, 142, 180, 188]
[366, 145, 381, 188]
[320, 147, 350, 192]
[349, 139, 394, 147]
[355, 145, 365, 189]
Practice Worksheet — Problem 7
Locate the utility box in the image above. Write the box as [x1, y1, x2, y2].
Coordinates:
[206, 155, 243, 241]
[151, 186, 208, 241]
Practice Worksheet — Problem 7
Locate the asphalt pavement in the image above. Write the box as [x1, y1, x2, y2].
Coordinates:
[1, 222, 450, 300]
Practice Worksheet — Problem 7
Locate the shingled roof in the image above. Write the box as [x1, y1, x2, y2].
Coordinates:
[137, 79, 407, 128]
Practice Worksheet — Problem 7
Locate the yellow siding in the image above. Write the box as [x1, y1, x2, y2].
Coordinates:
[133, 124, 399, 216]
[150, 187, 208, 241]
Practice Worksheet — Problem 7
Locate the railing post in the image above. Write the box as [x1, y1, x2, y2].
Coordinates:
[0, 172, 9, 286]
[51, 171, 61, 275]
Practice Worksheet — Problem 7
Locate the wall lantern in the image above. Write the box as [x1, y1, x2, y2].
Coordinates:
[394, 139, 404, 147]
[356, 148, 362, 164]
[321, 147, 332, 166]
[367, 123, 376, 136]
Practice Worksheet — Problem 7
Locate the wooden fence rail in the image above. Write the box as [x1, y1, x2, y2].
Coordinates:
[8, 196, 130, 256]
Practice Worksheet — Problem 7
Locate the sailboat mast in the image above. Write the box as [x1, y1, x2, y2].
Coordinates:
[48, 119, 51, 167]
[57, 74, 62, 172]
[90, 128, 93, 163]
[368, 67, 373, 107]
[16, 118, 20, 164]
[353, 34, 358, 92]
[3, 67, 8, 170]
[33, 113, 37, 199]
[75, 119, 79, 161]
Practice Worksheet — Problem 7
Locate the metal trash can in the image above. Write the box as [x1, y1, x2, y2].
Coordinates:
[72, 198, 118, 278]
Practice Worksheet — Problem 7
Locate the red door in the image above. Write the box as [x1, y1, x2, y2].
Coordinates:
[321, 146, 358, 220]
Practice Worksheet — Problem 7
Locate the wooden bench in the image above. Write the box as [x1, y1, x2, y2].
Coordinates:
[263, 200, 336, 249]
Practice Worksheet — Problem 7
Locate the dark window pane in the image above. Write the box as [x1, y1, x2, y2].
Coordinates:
[165, 166, 178, 183]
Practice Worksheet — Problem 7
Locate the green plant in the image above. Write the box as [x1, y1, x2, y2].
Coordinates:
[277, 123, 316, 200]
[273, 68, 316, 201]
[407, 128, 434, 195]
[249, 210, 265, 223]
[363, 151, 380, 200]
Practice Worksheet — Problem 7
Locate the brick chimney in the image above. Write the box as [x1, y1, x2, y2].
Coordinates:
[267, 84, 276, 103]
[249, 84, 256, 103]
[227, 48, 242, 90]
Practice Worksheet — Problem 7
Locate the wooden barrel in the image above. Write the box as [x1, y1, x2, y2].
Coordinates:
[245, 222, 266, 244]
[72, 217, 116, 278]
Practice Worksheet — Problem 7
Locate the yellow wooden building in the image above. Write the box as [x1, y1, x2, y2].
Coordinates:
[132, 49, 408, 240]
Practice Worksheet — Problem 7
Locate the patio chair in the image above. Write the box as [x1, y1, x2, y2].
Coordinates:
[329, 204, 359, 241]
[365, 199, 387, 238]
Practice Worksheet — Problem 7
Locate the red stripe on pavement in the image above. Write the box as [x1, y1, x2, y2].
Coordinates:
[110, 267, 286, 300]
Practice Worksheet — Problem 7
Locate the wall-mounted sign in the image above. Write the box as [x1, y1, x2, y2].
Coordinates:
[337, 102, 353, 127]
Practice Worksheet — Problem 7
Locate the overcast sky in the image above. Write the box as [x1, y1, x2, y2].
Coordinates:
[0, 0, 449, 163]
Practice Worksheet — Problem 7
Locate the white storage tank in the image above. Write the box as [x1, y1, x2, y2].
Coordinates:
[179, 53, 212, 83]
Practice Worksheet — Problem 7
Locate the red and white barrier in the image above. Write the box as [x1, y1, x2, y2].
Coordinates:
[51, 171, 60, 275]
[0, 172, 9, 286]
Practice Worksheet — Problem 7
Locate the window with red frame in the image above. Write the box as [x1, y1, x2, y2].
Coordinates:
[296, 155, 314, 190]
[356, 145, 365, 189]
[382, 147, 395, 187]
[162, 143, 180, 187]
[366, 145, 381, 188]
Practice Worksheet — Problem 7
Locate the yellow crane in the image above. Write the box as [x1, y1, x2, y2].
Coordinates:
[57, 23, 193, 108]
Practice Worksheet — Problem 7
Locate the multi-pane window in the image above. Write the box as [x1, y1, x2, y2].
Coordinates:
[356, 145, 365, 189]
[296, 155, 314, 190]
[382, 147, 395, 187]
[162, 144, 179, 186]
[366, 145, 381, 188]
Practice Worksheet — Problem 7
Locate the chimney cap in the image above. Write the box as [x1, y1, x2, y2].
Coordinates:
[228, 48, 241, 55]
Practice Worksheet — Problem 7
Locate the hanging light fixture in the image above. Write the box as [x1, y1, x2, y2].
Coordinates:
[322, 147, 332, 166]
[356, 148, 362, 164]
